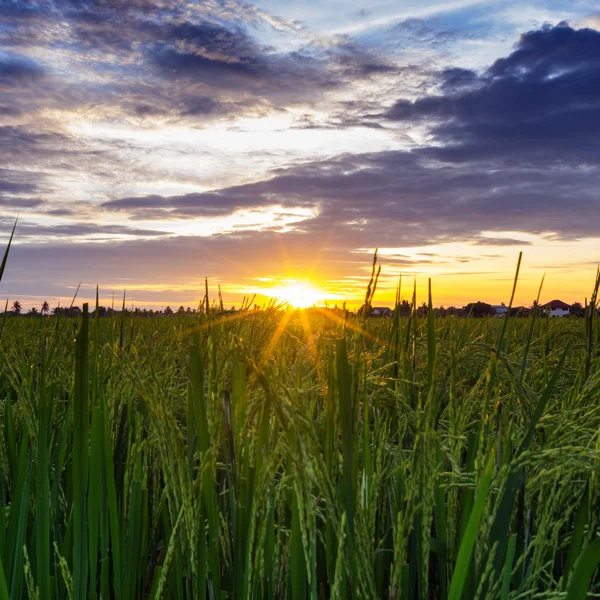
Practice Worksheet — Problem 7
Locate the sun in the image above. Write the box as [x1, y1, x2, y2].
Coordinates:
[272, 281, 322, 308]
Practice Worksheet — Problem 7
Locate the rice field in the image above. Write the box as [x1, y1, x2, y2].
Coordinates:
[2, 236, 600, 599]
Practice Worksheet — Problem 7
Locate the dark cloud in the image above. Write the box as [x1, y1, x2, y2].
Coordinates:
[0, 179, 38, 195]
[472, 237, 533, 246]
[103, 193, 238, 219]
[180, 96, 220, 116]
[0, 197, 44, 208]
[327, 38, 400, 78]
[102, 177, 320, 219]
[0, 218, 168, 240]
[0, 168, 46, 208]
[386, 23, 600, 164]
[132, 104, 166, 117]
[489, 22, 600, 78]
[101, 143, 600, 245]
[146, 27, 336, 108]
[0, 53, 45, 84]
[0, 104, 21, 115]
[439, 67, 478, 91]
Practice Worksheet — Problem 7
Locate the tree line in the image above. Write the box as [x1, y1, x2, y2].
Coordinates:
[5, 299, 596, 318]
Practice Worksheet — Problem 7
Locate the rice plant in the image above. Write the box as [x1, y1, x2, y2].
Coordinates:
[1, 235, 600, 598]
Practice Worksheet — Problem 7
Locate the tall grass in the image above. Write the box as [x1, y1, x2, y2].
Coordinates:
[1, 243, 600, 598]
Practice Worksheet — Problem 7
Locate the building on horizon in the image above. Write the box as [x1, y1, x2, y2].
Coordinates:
[542, 300, 571, 317]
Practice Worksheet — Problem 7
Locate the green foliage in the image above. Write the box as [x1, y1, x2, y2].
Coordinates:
[1, 254, 600, 598]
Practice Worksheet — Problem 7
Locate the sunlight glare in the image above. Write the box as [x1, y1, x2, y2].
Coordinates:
[271, 281, 322, 308]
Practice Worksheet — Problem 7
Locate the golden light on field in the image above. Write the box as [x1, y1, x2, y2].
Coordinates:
[270, 281, 322, 308]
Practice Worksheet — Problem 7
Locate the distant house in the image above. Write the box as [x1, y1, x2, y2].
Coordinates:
[371, 307, 393, 318]
[463, 302, 493, 317]
[492, 304, 508, 317]
[542, 300, 571, 317]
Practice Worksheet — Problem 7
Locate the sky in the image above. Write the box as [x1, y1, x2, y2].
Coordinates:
[1, 0, 600, 309]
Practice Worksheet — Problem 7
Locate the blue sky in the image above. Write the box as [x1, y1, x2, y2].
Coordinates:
[1, 0, 599, 308]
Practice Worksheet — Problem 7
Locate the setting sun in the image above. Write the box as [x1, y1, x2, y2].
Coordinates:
[271, 281, 322, 308]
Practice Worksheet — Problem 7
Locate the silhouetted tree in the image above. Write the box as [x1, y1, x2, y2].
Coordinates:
[435, 305, 447, 317]
[570, 302, 584, 317]
[52, 305, 81, 317]
[41, 301, 50, 315]
[396, 299, 411, 316]
[27, 306, 38, 316]
[416, 302, 428, 317]
[12, 300, 22, 315]
[164, 306, 173, 316]
[177, 306, 186, 316]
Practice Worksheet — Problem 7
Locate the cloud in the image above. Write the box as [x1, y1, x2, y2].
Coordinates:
[0, 218, 168, 240]
[0, 0, 406, 127]
[386, 23, 600, 164]
[0, 197, 44, 208]
[472, 237, 532, 246]
[0, 168, 47, 208]
[101, 140, 600, 246]
[0, 126, 71, 159]
[143, 22, 341, 112]
[489, 22, 600, 76]
[385, 18, 460, 50]
[0, 178, 38, 195]
[102, 178, 319, 219]
[0, 53, 45, 84]
[326, 37, 401, 78]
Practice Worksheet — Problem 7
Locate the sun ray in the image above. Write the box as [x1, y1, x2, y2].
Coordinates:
[298, 309, 320, 372]
[259, 309, 294, 369]
[312, 306, 388, 347]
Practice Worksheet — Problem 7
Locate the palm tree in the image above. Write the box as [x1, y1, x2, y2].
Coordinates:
[12, 300, 22, 315]
[41, 301, 50, 316]
[28, 307, 38, 316]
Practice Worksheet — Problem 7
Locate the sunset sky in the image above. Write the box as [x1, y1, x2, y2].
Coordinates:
[1, 0, 599, 309]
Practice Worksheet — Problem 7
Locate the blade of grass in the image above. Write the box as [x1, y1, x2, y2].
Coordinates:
[73, 304, 89, 599]
[566, 538, 600, 600]
[0, 218, 17, 283]
[448, 451, 495, 600]
[35, 347, 51, 600]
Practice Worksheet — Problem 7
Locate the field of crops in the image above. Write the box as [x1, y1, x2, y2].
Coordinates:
[1, 243, 600, 599]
